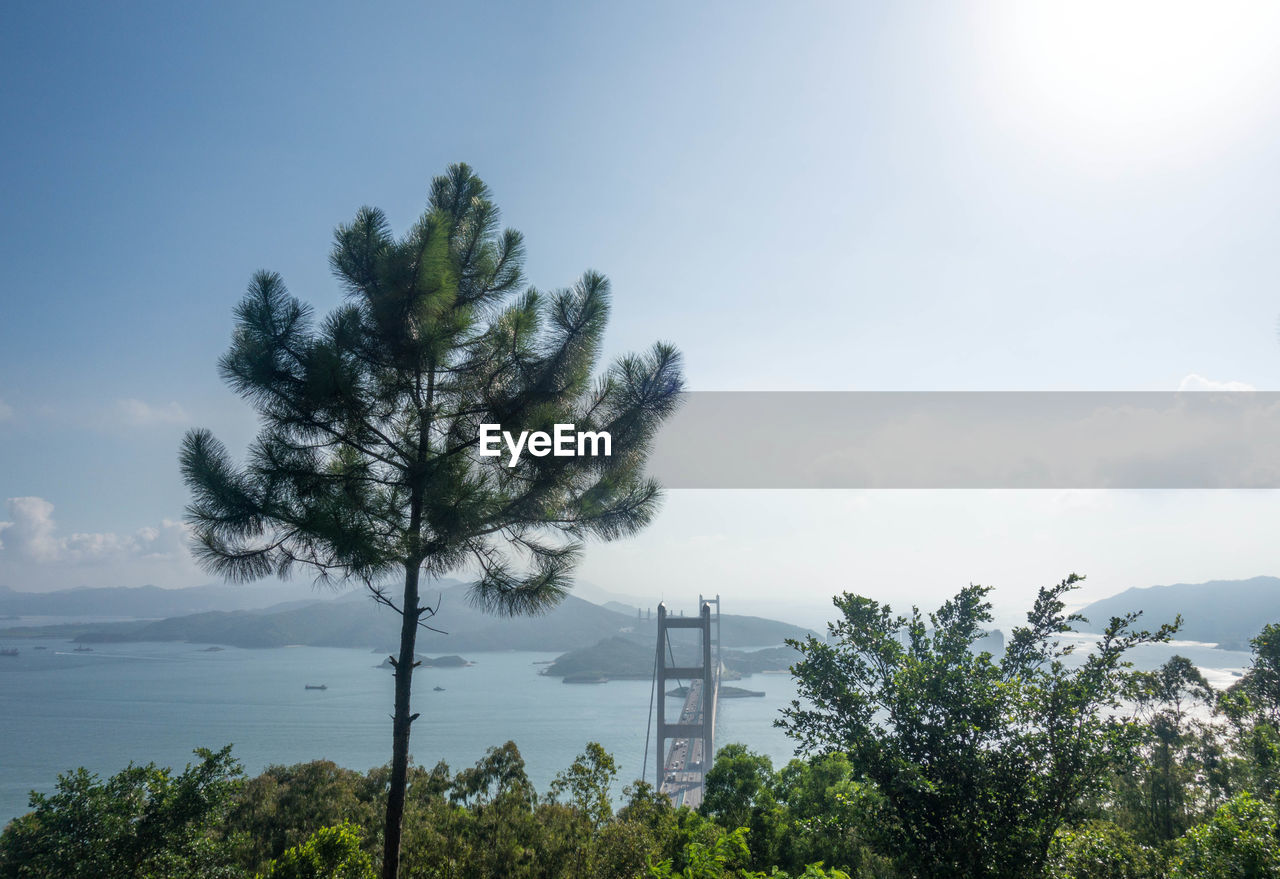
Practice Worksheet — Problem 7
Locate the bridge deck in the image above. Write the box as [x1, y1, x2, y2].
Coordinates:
[659, 679, 708, 809]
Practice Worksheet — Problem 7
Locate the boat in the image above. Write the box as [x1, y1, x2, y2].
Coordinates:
[73, 646, 93, 652]
[304, 684, 327, 690]
[433, 685, 445, 691]
[0, 647, 17, 657]
[33, 646, 47, 650]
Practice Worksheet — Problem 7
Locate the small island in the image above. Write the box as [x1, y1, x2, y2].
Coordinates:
[542, 636, 803, 683]
[377, 654, 471, 670]
[667, 685, 764, 698]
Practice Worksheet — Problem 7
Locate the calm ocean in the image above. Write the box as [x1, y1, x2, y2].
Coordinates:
[0, 637, 802, 825]
[0, 633, 1253, 826]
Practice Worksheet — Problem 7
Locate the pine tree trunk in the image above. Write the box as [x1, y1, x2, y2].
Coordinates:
[382, 561, 421, 879]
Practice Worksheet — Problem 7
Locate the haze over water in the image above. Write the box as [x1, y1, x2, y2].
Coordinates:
[0, 627, 1253, 825]
[0, 638, 803, 824]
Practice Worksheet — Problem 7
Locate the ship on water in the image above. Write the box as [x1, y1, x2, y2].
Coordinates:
[0, 647, 18, 657]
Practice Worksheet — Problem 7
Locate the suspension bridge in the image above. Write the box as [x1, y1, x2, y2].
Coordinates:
[646, 594, 721, 808]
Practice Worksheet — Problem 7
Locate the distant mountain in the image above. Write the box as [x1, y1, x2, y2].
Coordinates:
[568, 581, 653, 614]
[711, 613, 816, 648]
[603, 600, 642, 616]
[1078, 576, 1280, 651]
[54, 586, 635, 652]
[0, 580, 817, 654]
[0, 580, 372, 619]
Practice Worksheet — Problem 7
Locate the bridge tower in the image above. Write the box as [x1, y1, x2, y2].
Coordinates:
[655, 597, 720, 806]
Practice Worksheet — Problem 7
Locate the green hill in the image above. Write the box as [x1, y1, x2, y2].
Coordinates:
[544, 636, 654, 679]
[544, 637, 807, 681]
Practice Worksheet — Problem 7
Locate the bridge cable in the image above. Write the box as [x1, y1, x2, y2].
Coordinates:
[667, 638, 683, 689]
[650, 632, 690, 787]
[664, 637, 688, 785]
[642, 635, 658, 786]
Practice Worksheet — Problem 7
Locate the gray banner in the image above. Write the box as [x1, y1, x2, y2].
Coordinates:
[646, 392, 1280, 488]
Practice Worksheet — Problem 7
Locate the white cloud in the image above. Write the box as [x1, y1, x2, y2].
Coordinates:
[112, 399, 190, 428]
[1178, 374, 1256, 392]
[0, 497, 191, 565]
[0, 497, 59, 560]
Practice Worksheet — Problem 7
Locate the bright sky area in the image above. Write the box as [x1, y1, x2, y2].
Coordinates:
[3, 2, 1280, 627]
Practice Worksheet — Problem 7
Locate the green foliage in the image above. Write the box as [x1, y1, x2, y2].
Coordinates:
[448, 741, 536, 808]
[1, 742, 872, 879]
[182, 161, 684, 610]
[646, 828, 856, 879]
[258, 823, 374, 879]
[1046, 821, 1159, 879]
[646, 827, 753, 879]
[22, 603, 1280, 879]
[765, 756, 891, 878]
[702, 745, 776, 833]
[411, 746, 722, 878]
[1226, 624, 1280, 729]
[596, 781, 694, 878]
[224, 760, 382, 869]
[1169, 793, 1280, 878]
[182, 163, 684, 877]
[1221, 625, 1280, 802]
[1111, 656, 1229, 845]
[0, 746, 244, 879]
[396, 742, 550, 878]
[780, 575, 1178, 879]
[698, 747, 892, 878]
[1238, 722, 1280, 802]
[548, 741, 617, 828]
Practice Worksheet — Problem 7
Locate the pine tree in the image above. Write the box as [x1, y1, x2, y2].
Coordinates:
[180, 163, 683, 879]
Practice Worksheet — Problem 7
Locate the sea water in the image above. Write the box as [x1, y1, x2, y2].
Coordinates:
[0, 633, 1253, 825]
[0, 638, 801, 824]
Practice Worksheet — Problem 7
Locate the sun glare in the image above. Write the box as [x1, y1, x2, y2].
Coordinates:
[978, 1, 1280, 163]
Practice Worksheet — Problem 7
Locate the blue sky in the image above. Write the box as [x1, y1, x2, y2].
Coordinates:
[3, 2, 1280, 619]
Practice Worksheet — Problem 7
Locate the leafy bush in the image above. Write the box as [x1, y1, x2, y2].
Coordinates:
[781, 576, 1177, 879]
[1169, 793, 1280, 879]
[0, 746, 243, 879]
[1046, 820, 1159, 879]
[257, 823, 374, 879]
[646, 828, 753, 878]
